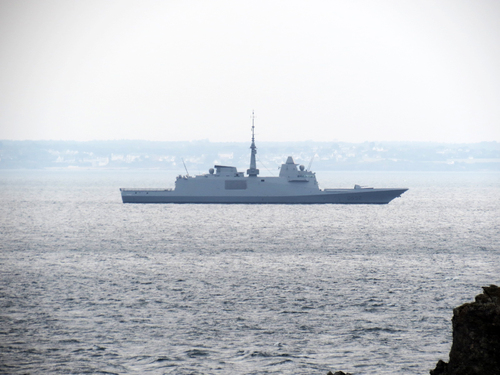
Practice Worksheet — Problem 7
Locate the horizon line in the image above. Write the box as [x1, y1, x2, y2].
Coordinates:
[1, 139, 498, 145]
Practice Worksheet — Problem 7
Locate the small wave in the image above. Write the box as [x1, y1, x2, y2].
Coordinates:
[267, 359, 294, 366]
[155, 356, 174, 362]
[185, 349, 209, 358]
[58, 339, 80, 344]
[360, 326, 402, 333]
[250, 351, 272, 357]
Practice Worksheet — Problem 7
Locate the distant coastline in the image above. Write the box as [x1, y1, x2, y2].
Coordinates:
[0, 140, 498, 171]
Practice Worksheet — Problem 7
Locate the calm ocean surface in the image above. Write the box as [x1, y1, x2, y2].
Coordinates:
[1, 170, 499, 374]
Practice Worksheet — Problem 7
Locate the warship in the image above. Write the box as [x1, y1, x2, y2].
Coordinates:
[120, 115, 408, 204]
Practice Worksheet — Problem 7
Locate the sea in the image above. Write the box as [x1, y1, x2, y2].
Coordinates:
[1, 169, 499, 375]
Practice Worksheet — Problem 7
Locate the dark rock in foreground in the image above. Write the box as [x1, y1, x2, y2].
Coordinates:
[430, 285, 500, 375]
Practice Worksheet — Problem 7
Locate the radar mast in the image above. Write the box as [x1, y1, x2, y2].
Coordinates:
[247, 110, 259, 177]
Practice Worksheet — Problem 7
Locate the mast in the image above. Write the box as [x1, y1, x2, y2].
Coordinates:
[247, 110, 259, 177]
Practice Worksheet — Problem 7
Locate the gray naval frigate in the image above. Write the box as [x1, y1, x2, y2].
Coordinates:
[120, 117, 408, 204]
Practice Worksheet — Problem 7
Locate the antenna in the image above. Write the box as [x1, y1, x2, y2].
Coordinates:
[181, 158, 190, 177]
[251, 110, 255, 141]
[247, 110, 259, 176]
[307, 155, 315, 171]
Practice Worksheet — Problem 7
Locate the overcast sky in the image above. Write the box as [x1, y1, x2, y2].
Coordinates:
[1, 0, 499, 143]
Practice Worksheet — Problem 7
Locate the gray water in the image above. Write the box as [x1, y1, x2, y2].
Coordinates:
[1, 170, 499, 374]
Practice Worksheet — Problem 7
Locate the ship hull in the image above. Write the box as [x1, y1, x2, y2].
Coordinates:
[120, 188, 407, 204]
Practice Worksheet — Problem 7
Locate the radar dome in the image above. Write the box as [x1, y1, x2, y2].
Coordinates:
[299, 165, 305, 171]
[209, 168, 214, 174]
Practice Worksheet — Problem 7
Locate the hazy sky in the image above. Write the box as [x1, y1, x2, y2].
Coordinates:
[1, 0, 499, 143]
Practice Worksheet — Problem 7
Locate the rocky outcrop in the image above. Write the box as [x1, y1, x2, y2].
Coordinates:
[430, 285, 500, 375]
